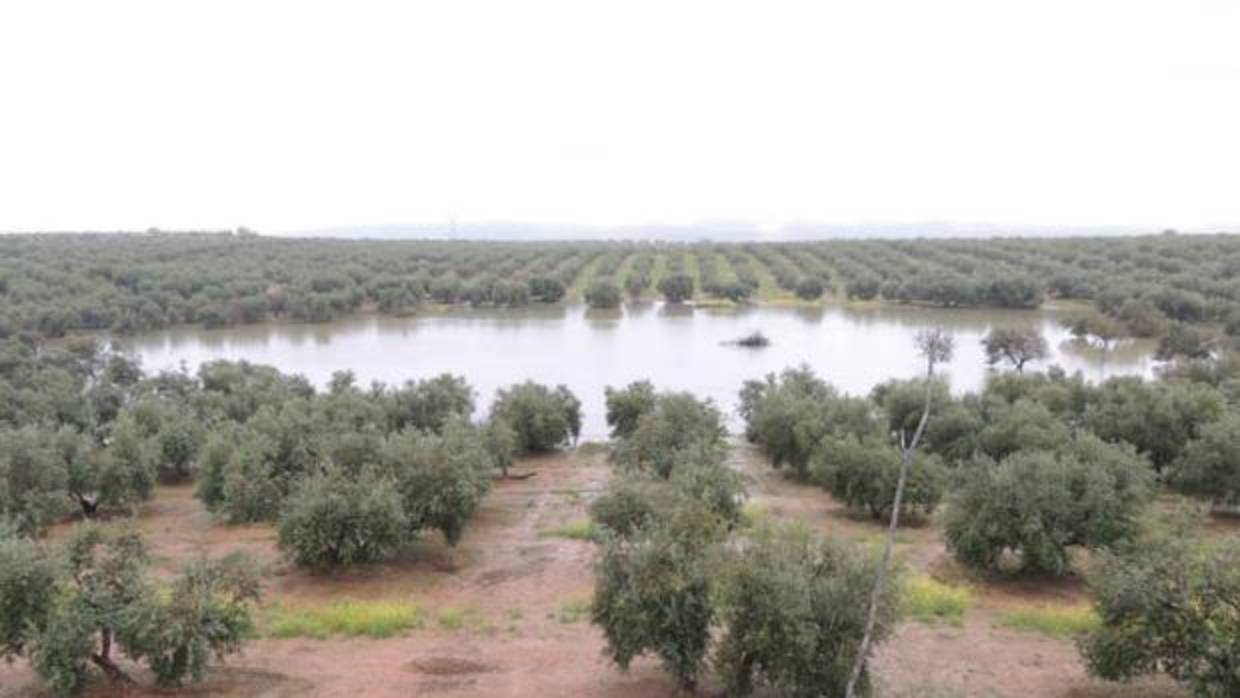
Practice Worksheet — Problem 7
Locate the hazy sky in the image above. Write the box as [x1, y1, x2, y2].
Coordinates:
[1, 0, 1237, 234]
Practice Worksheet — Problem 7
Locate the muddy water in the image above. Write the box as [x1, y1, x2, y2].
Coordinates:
[115, 303, 1156, 438]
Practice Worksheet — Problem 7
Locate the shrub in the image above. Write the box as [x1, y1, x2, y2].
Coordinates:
[383, 374, 474, 433]
[589, 477, 673, 539]
[277, 467, 408, 570]
[943, 434, 1154, 575]
[489, 381, 582, 453]
[584, 281, 623, 309]
[715, 522, 900, 697]
[380, 418, 494, 544]
[0, 425, 69, 534]
[813, 436, 947, 520]
[591, 506, 723, 690]
[609, 392, 726, 478]
[794, 277, 825, 300]
[0, 532, 57, 660]
[603, 380, 656, 440]
[1172, 413, 1240, 508]
[657, 273, 694, 303]
[1080, 520, 1240, 697]
[741, 367, 878, 479]
[1083, 378, 1226, 471]
[117, 553, 261, 686]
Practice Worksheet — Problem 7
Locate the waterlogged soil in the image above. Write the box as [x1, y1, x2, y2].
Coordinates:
[0, 444, 1187, 698]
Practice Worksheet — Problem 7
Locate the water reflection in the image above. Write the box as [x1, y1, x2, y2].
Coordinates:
[115, 303, 1157, 439]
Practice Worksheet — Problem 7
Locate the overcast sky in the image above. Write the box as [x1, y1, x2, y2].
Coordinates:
[1, 0, 1237, 234]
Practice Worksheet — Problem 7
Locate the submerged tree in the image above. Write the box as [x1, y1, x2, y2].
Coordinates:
[981, 327, 1049, 372]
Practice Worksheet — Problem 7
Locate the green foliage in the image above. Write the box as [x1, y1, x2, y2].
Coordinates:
[489, 381, 582, 453]
[794, 276, 825, 300]
[657, 272, 695, 303]
[741, 366, 878, 479]
[0, 532, 57, 660]
[589, 476, 673, 539]
[981, 327, 1049, 372]
[1081, 520, 1240, 697]
[5, 524, 260, 695]
[383, 374, 474, 433]
[117, 553, 261, 687]
[591, 505, 724, 689]
[813, 436, 948, 520]
[1172, 413, 1240, 507]
[0, 424, 70, 534]
[277, 467, 408, 570]
[1083, 377, 1226, 470]
[610, 391, 727, 478]
[714, 522, 899, 698]
[944, 434, 1154, 575]
[603, 380, 657, 440]
[381, 418, 495, 545]
[584, 281, 623, 309]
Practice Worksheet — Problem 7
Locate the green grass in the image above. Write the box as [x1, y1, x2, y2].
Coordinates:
[900, 575, 972, 626]
[436, 606, 492, 632]
[740, 502, 771, 528]
[266, 599, 425, 639]
[539, 520, 600, 542]
[550, 598, 592, 624]
[996, 605, 1099, 639]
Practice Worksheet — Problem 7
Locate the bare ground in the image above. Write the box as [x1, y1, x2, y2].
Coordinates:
[0, 444, 1189, 698]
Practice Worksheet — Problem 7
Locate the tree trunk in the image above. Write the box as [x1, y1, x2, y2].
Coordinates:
[844, 367, 936, 698]
[91, 630, 134, 684]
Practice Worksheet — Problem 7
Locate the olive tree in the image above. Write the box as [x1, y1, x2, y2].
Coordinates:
[591, 505, 724, 690]
[716, 523, 900, 698]
[380, 417, 495, 544]
[981, 327, 1049, 372]
[4, 524, 259, 695]
[813, 436, 947, 520]
[584, 281, 623, 309]
[1172, 413, 1240, 510]
[657, 273, 694, 303]
[603, 380, 656, 440]
[1080, 519, 1240, 698]
[277, 467, 408, 570]
[489, 381, 582, 453]
[0, 425, 69, 533]
[944, 434, 1154, 575]
[609, 392, 726, 478]
[740, 366, 878, 480]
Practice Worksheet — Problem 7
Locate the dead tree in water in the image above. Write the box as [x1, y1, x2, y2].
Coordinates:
[844, 327, 954, 698]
